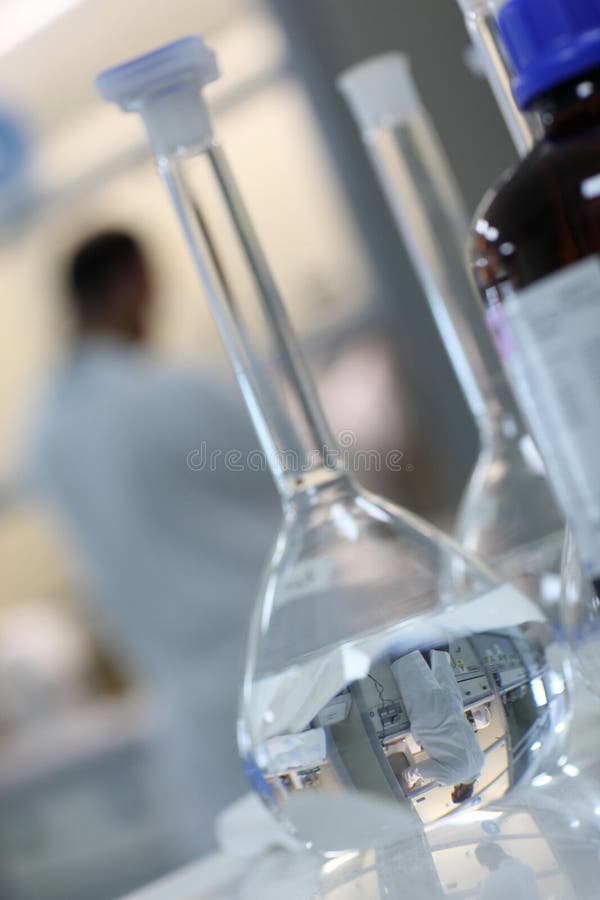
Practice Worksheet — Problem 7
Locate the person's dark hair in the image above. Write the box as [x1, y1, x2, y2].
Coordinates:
[475, 842, 509, 871]
[451, 781, 475, 804]
[66, 230, 145, 320]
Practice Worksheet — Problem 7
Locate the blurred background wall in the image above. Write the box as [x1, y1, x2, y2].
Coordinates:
[0, 1, 520, 897]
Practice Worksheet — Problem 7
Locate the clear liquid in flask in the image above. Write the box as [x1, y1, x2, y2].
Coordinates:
[239, 482, 569, 853]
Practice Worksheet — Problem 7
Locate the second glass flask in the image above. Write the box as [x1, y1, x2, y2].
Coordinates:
[338, 53, 564, 617]
[97, 37, 570, 853]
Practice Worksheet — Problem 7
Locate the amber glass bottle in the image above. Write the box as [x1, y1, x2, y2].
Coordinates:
[470, 0, 600, 588]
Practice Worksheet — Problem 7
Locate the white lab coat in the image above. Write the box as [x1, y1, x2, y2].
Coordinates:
[391, 650, 485, 787]
[20, 337, 279, 855]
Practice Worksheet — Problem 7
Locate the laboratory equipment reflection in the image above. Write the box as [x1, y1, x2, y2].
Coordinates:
[236, 740, 600, 898]
[96, 36, 569, 853]
[338, 54, 564, 616]
[313, 794, 600, 899]
[250, 617, 567, 850]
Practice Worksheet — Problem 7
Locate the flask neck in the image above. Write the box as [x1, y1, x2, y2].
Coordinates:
[158, 145, 346, 503]
[530, 66, 600, 141]
[361, 116, 524, 441]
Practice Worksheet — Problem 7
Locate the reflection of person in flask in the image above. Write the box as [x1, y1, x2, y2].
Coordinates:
[475, 843, 542, 900]
[390, 650, 485, 796]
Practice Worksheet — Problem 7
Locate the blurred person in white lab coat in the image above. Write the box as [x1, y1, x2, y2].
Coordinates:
[18, 230, 279, 857]
[390, 650, 485, 799]
[475, 842, 541, 900]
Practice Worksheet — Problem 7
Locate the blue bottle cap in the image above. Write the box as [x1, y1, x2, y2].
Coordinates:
[499, 0, 600, 109]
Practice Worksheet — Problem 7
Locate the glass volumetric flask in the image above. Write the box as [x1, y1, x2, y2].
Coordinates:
[97, 37, 570, 853]
[338, 55, 564, 617]
[455, 0, 541, 156]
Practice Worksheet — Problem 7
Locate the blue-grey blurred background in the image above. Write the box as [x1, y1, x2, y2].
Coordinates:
[0, 1, 518, 897]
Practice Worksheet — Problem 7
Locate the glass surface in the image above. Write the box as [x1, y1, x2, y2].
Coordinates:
[217, 682, 600, 897]
[455, 430, 564, 609]
[313, 787, 600, 898]
[235, 790, 600, 899]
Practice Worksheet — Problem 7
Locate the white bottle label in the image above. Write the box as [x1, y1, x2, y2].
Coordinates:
[502, 256, 600, 576]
